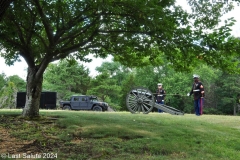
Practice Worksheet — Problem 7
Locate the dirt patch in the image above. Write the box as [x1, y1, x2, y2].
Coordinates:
[0, 114, 110, 159]
[0, 127, 37, 154]
[0, 115, 61, 159]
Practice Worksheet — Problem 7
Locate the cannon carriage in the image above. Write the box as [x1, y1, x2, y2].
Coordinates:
[126, 87, 184, 115]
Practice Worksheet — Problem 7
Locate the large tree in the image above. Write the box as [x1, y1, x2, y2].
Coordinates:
[0, 0, 239, 117]
[43, 59, 91, 100]
[215, 72, 240, 114]
[87, 72, 121, 102]
[7, 75, 26, 91]
[95, 61, 131, 86]
[187, 0, 240, 73]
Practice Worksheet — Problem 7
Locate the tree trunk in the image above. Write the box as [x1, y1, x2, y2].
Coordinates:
[22, 66, 43, 117]
[238, 104, 240, 113]
[233, 104, 236, 116]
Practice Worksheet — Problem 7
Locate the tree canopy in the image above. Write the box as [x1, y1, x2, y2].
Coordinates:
[0, 0, 239, 117]
[1, 0, 239, 72]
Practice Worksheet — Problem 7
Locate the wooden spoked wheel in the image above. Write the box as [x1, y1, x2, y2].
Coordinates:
[126, 87, 154, 114]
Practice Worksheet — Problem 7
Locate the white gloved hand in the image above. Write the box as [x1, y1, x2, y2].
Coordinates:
[187, 93, 190, 96]
[162, 100, 164, 102]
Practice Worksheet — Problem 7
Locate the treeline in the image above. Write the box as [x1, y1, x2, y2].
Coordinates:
[0, 74, 26, 108]
[0, 59, 239, 115]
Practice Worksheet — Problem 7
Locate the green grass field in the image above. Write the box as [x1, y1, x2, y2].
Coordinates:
[0, 109, 240, 160]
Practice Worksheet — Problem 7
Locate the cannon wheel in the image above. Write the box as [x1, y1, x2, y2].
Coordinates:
[126, 87, 154, 114]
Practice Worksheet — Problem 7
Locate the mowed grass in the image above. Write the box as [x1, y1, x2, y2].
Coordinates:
[0, 109, 240, 160]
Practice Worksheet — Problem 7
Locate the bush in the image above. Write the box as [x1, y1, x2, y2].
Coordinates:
[203, 108, 223, 115]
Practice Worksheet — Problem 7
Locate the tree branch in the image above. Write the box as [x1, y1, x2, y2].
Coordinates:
[23, 2, 37, 44]
[51, 30, 98, 61]
[20, 51, 35, 68]
[8, 15, 26, 46]
[98, 29, 151, 34]
[53, 15, 89, 43]
[63, 30, 98, 53]
[34, 0, 54, 46]
[54, 3, 96, 43]
[36, 54, 52, 80]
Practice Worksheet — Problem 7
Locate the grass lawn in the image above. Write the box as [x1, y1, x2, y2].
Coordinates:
[0, 109, 240, 160]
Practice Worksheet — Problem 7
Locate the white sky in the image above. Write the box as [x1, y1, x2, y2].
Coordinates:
[0, 55, 112, 79]
[0, 0, 240, 80]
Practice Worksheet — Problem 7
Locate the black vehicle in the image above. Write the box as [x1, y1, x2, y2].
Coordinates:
[59, 95, 108, 111]
[16, 92, 57, 109]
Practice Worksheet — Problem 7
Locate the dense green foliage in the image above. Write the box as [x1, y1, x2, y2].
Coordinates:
[215, 72, 240, 114]
[1, 59, 239, 115]
[0, 81, 18, 108]
[0, 74, 25, 108]
[0, 0, 239, 117]
[7, 75, 26, 91]
[43, 59, 91, 100]
[44, 60, 240, 114]
[0, 73, 6, 90]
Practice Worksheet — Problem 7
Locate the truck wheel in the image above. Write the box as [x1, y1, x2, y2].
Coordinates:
[63, 105, 71, 110]
[93, 106, 102, 112]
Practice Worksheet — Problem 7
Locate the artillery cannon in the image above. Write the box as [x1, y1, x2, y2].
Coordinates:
[126, 87, 184, 115]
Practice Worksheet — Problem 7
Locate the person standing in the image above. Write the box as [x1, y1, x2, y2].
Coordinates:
[188, 74, 204, 116]
[156, 83, 166, 113]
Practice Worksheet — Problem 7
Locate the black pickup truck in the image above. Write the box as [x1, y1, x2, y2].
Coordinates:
[59, 95, 108, 111]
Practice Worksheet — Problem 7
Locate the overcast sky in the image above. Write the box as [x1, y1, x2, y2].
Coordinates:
[1, 0, 240, 80]
[0, 55, 113, 79]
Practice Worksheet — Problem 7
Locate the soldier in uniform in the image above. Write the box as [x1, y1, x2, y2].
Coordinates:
[188, 74, 204, 116]
[156, 83, 166, 113]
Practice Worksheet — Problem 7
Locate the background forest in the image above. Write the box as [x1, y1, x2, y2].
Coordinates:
[0, 58, 239, 115]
